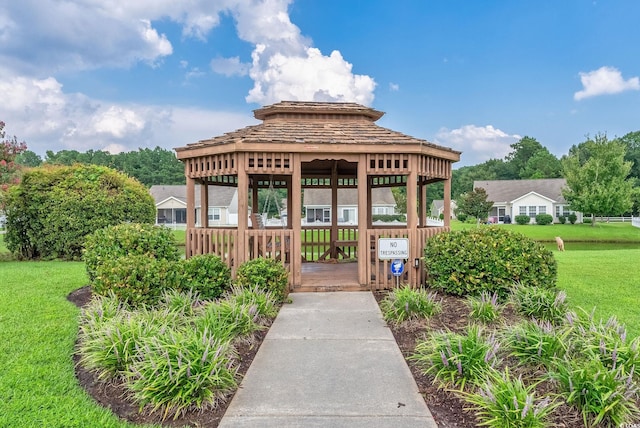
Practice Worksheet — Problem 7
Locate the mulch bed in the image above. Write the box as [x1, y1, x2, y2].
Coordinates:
[70, 287, 613, 427]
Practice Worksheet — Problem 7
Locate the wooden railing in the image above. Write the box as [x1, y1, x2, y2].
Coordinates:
[301, 226, 358, 261]
[187, 225, 450, 290]
[366, 226, 449, 290]
[187, 228, 237, 274]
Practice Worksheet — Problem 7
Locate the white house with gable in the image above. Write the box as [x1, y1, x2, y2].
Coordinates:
[473, 178, 583, 224]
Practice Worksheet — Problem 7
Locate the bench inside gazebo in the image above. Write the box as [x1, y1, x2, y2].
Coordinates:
[175, 101, 460, 291]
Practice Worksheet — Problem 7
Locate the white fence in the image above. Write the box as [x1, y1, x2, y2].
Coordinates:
[633, 217, 640, 228]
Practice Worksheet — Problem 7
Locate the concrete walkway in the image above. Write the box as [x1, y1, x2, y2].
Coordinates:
[219, 292, 437, 427]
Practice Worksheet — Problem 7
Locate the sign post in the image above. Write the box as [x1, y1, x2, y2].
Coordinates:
[390, 259, 404, 287]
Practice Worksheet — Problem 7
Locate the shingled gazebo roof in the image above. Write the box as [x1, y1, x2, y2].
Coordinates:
[176, 101, 460, 160]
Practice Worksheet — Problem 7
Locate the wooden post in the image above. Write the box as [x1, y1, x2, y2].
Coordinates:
[186, 175, 195, 258]
[237, 154, 248, 266]
[418, 179, 426, 227]
[251, 176, 259, 219]
[357, 155, 368, 287]
[406, 156, 418, 287]
[200, 181, 209, 228]
[330, 161, 338, 259]
[291, 154, 302, 287]
[444, 176, 452, 229]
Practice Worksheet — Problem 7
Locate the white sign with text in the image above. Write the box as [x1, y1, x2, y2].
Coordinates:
[378, 238, 409, 260]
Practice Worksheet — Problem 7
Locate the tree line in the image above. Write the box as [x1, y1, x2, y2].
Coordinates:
[418, 132, 640, 218]
[15, 147, 185, 187]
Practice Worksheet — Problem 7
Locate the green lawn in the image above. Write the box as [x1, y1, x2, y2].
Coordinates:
[451, 220, 640, 242]
[556, 248, 640, 339]
[0, 254, 154, 427]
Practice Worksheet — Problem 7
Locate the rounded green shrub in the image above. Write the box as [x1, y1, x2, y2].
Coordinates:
[568, 213, 577, 224]
[4, 164, 155, 260]
[180, 254, 232, 300]
[558, 215, 566, 224]
[514, 214, 531, 225]
[535, 213, 553, 225]
[423, 227, 557, 298]
[235, 257, 289, 302]
[456, 212, 468, 222]
[84, 223, 180, 282]
[93, 254, 180, 307]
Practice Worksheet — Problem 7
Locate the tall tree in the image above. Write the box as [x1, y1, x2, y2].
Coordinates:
[562, 134, 634, 225]
[505, 136, 561, 179]
[456, 187, 494, 224]
[15, 150, 42, 167]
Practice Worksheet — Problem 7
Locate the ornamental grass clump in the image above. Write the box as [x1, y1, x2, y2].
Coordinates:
[224, 284, 279, 322]
[195, 300, 263, 342]
[510, 283, 568, 324]
[159, 288, 202, 318]
[463, 368, 558, 428]
[503, 320, 568, 369]
[565, 309, 640, 379]
[411, 324, 501, 390]
[126, 328, 238, 421]
[549, 356, 640, 427]
[379, 286, 442, 324]
[467, 291, 502, 324]
[78, 306, 168, 379]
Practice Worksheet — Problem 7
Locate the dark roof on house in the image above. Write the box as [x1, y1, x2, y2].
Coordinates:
[177, 101, 461, 159]
[303, 188, 396, 206]
[149, 185, 237, 208]
[473, 179, 567, 204]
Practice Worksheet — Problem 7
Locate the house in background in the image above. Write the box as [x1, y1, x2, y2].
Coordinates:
[430, 199, 457, 219]
[474, 178, 583, 224]
[303, 188, 396, 224]
[149, 185, 238, 227]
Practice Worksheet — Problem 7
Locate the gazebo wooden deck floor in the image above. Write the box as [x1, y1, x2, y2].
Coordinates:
[297, 262, 362, 292]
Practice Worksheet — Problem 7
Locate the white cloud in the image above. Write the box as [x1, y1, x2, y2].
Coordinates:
[389, 83, 399, 91]
[574, 66, 640, 100]
[229, 0, 376, 105]
[0, 73, 254, 155]
[435, 125, 520, 166]
[211, 56, 250, 76]
[0, 0, 376, 155]
[246, 47, 376, 105]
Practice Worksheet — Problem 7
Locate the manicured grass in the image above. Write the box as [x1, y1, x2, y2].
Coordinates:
[556, 248, 640, 340]
[0, 260, 155, 428]
[451, 220, 640, 242]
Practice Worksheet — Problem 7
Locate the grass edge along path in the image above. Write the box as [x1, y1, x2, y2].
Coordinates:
[0, 260, 157, 428]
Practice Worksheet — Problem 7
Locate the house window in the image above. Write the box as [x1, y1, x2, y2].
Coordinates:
[306, 208, 330, 223]
[538, 206, 546, 214]
[373, 207, 388, 215]
[529, 206, 536, 218]
[208, 208, 220, 221]
[519, 206, 527, 216]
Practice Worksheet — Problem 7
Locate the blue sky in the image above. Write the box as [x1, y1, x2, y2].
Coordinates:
[1, 0, 639, 167]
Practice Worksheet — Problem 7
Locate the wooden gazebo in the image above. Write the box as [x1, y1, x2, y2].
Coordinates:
[175, 101, 460, 291]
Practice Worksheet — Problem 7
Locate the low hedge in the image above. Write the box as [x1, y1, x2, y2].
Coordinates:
[84, 223, 180, 282]
[535, 213, 554, 225]
[235, 258, 289, 302]
[423, 227, 557, 298]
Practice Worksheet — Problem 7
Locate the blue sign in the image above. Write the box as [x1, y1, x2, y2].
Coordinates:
[391, 259, 404, 276]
